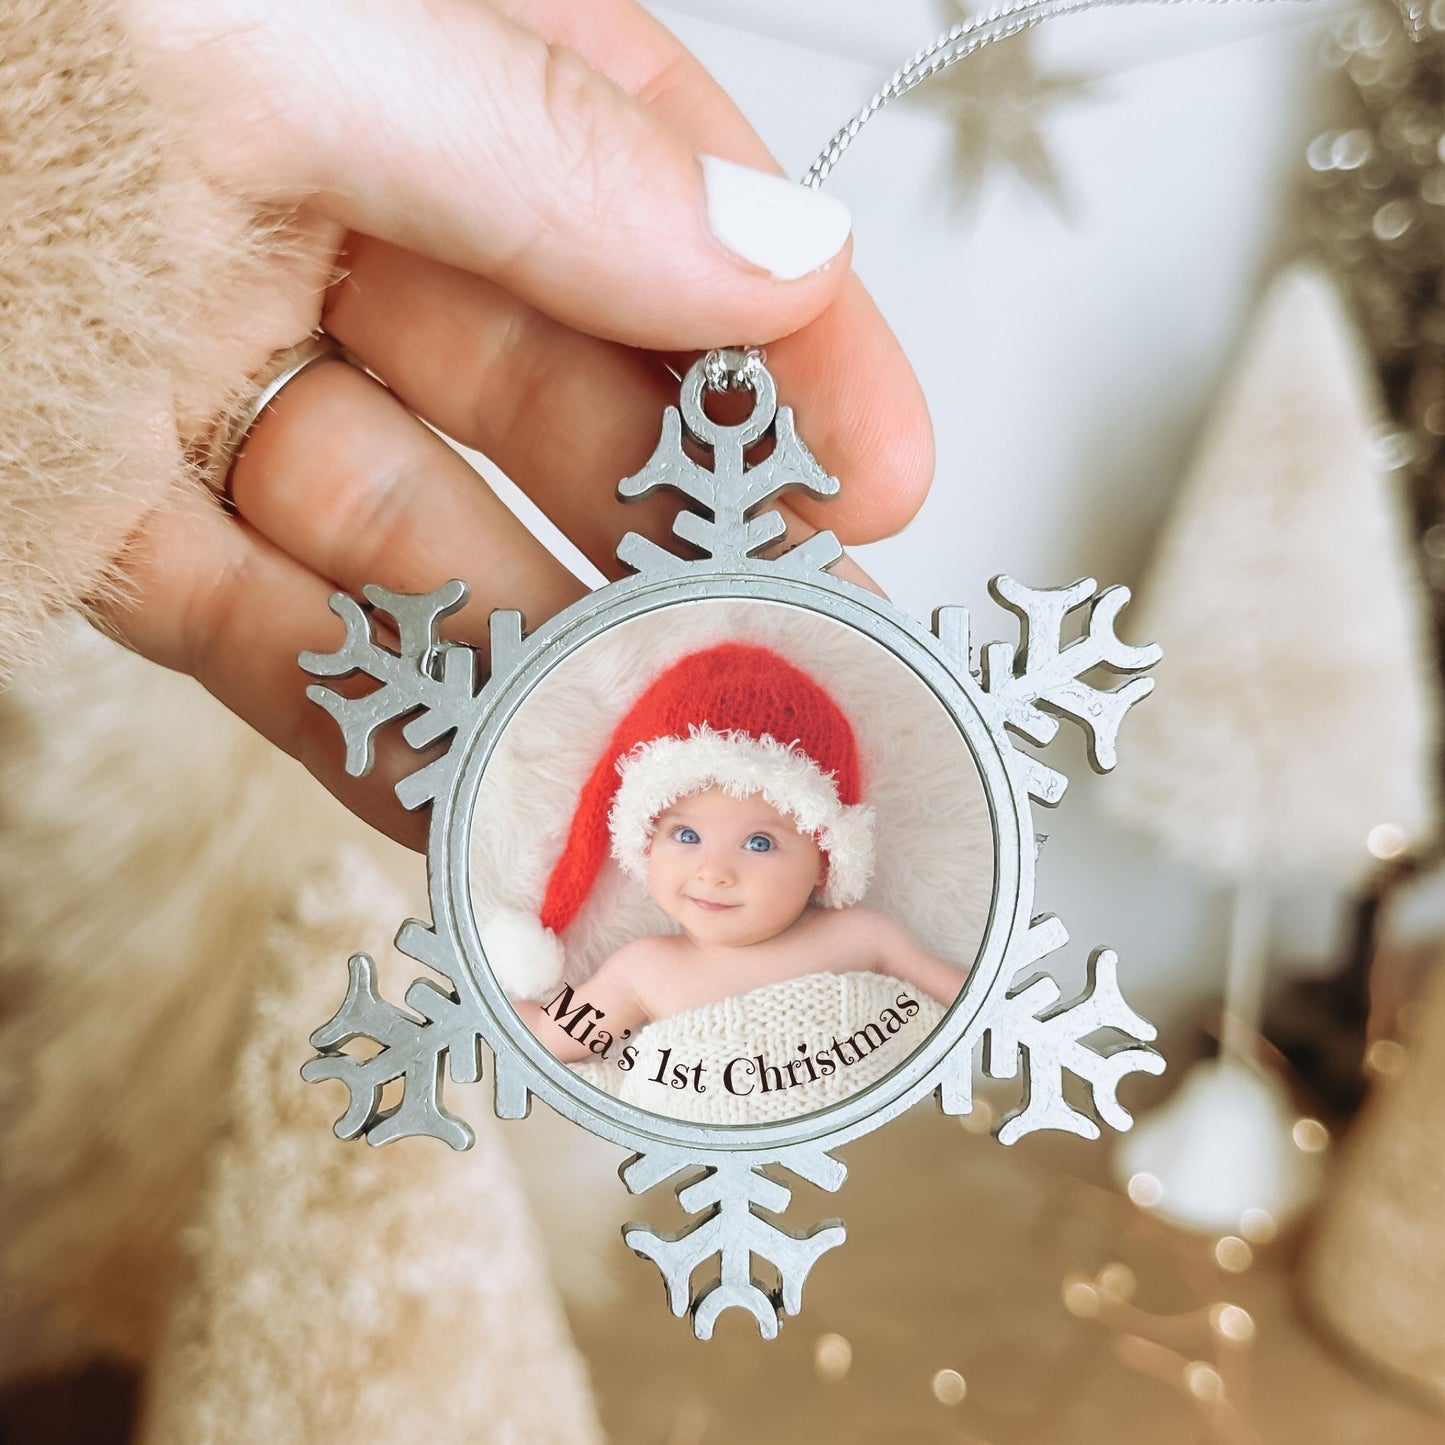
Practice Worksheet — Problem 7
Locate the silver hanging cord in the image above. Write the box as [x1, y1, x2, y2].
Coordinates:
[802, 0, 1324, 188]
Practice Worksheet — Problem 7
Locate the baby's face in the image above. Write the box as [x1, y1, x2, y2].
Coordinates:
[647, 786, 825, 948]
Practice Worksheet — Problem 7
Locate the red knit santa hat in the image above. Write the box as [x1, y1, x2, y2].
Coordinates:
[483, 642, 875, 1000]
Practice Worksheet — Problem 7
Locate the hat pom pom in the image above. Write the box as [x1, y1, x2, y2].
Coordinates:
[481, 909, 566, 1002]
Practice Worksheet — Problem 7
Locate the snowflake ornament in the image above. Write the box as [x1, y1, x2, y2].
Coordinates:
[300, 348, 1164, 1339]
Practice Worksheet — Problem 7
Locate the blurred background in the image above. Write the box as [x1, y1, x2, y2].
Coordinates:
[553, 1, 1445, 1439]
[9, 0, 1445, 1441]
[641, 0, 1427, 1024]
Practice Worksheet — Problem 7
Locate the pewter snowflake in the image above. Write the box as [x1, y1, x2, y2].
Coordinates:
[298, 348, 1164, 1339]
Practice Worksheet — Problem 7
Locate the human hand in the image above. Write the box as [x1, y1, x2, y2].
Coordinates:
[107, 0, 934, 851]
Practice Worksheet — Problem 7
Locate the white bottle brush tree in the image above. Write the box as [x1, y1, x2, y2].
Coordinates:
[1105, 262, 1440, 1232]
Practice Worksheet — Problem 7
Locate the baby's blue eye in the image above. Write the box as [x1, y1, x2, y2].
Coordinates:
[674, 826, 701, 845]
[744, 834, 774, 853]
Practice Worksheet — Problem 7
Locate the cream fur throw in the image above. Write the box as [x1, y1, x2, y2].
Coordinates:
[143, 856, 601, 1442]
[0, 627, 602, 1441]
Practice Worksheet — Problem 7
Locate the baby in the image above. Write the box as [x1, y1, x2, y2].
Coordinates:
[482, 642, 967, 1064]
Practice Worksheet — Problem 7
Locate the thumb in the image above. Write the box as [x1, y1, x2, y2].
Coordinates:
[126, 0, 853, 350]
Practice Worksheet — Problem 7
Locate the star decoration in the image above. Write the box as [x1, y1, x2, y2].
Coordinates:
[909, 0, 1093, 216]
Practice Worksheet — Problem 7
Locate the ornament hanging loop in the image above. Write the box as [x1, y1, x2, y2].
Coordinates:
[684, 348, 777, 449]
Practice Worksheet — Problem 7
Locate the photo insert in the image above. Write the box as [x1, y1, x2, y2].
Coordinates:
[469, 601, 995, 1126]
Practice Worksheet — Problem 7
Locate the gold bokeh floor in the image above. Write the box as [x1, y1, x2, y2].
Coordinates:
[569, 1103, 1445, 1445]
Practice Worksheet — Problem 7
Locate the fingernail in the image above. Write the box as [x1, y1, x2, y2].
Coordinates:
[699, 155, 851, 281]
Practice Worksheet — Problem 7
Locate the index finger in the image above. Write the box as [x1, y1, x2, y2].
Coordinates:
[508, 0, 935, 533]
[333, 0, 934, 541]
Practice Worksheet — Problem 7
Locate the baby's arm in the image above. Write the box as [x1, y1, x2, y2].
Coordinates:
[512, 939, 657, 1064]
[853, 910, 967, 1007]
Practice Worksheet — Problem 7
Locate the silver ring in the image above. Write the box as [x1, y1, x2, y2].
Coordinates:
[202, 331, 351, 497]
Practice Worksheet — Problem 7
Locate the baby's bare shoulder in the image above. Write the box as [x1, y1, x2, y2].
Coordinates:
[799, 905, 902, 969]
[599, 931, 693, 999]
[600, 931, 680, 976]
[812, 905, 901, 943]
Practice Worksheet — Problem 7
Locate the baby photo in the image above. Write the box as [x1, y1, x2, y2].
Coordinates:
[469, 601, 995, 1126]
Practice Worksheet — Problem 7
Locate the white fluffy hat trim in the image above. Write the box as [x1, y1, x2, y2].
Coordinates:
[608, 725, 874, 908]
[480, 908, 566, 1002]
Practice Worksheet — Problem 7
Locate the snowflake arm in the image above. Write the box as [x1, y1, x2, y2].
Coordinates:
[300, 581, 477, 786]
[743, 406, 841, 509]
[621, 1152, 846, 1339]
[982, 576, 1161, 773]
[985, 946, 1165, 1145]
[616, 356, 841, 571]
[301, 919, 484, 1149]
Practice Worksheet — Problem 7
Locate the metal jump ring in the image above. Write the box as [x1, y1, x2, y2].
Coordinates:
[702, 346, 767, 393]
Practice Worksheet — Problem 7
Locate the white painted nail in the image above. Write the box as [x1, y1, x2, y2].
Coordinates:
[699, 155, 851, 281]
